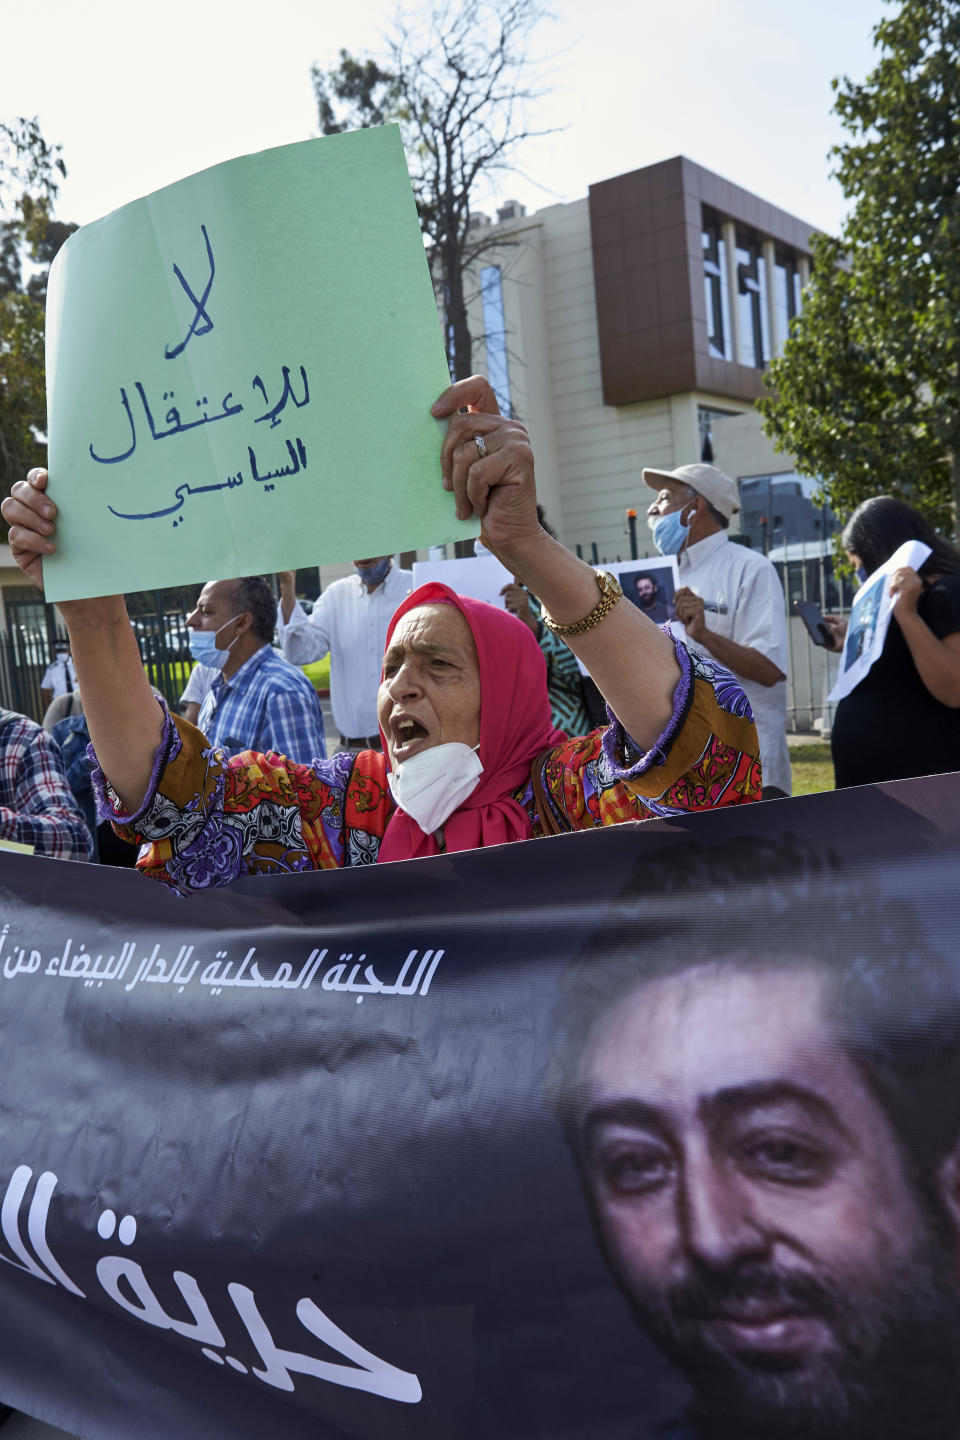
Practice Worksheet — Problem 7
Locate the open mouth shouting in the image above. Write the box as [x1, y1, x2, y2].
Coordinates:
[388, 713, 431, 763]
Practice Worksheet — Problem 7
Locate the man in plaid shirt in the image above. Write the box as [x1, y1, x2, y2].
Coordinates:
[189, 575, 327, 763]
[0, 708, 93, 860]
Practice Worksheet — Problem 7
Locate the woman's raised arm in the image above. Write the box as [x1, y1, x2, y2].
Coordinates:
[433, 377, 681, 750]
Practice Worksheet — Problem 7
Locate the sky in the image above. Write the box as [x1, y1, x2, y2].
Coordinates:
[0, 0, 887, 237]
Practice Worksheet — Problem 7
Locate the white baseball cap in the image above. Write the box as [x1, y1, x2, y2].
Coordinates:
[642, 463, 740, 520]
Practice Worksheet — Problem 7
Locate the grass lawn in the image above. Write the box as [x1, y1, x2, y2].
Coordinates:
[302, 657, 331, 692]
[790, 743, 835, 797]
[143, 656, 332, 700]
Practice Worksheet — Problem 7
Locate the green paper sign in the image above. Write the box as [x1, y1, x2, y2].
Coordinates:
[44, 127, 474, 602]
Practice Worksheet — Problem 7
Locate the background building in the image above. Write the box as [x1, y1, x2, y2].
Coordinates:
[462, 157, 855, 732]
[464, 154, 826, 562]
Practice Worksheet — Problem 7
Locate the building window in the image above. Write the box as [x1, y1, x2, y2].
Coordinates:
[774, 250, 803, 351]
[736, 231, 769, 369]
[702, 215, 732, 361]
[480, 265, 512, 417]
[697, 405, 738, 462]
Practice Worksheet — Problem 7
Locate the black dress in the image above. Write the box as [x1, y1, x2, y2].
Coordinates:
[831, 575, 960, 787]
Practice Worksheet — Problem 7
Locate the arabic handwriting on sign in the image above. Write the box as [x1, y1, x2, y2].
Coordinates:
[165, 222, 215, 360]
[136, 382, 243, 441]
[251, 365, 310, 428]
[88, 388, 137, 465]
[107, 471, 246, 523]
[89, 382, 244, 466]
[248, 436, 307, 487]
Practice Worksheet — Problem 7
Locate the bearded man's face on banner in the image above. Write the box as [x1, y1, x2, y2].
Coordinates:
[572, 962, 960, 1439]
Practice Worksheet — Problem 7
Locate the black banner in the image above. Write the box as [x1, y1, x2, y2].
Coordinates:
[2, 775, 960, 1440]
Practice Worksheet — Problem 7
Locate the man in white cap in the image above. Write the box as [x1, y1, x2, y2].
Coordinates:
[645, 462, 790, 799]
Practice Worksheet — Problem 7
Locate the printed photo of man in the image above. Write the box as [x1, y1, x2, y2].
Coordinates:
[843, 575, 884, 668]
[622, 568, 673, 625]
[552, 878, 960, 1440]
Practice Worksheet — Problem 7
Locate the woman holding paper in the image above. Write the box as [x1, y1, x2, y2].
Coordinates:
[2, 376, 761, 891]
[826, 496, 960, 788]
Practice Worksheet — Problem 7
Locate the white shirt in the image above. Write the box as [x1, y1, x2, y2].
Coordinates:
[674, 530, 791, 794]
[180, 663, 217, 709]
[40, 655, 78, 699]
[276, 565, 413, 739]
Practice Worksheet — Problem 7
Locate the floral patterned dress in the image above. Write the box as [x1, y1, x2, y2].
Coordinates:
[92, 637, 761, 895]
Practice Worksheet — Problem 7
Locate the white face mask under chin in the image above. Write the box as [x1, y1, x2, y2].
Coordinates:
[387, 742, 483, 835]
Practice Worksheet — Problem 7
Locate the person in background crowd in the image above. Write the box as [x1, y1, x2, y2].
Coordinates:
[2, 375, 761, 891]
[179, 661, 216, 727]
[823, 496, 960, 788]
[0, 706, 92, 860]
[40, 642, 77, 710]
[276, 555, 413, 751]
[501, 507, 590, 737]
[186, 575, 327, 763]
[645, 463, 790, 799]
[42, 682, 84, 733]
[43, 688, 138, 868]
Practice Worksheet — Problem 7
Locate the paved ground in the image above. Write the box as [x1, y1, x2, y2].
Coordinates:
[787, 729, 829, 747]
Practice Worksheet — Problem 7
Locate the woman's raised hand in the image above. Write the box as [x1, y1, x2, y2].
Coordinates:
[889, 565, 924, 616]
[432, 376, 542, 555]
[1, 468, 58, 592]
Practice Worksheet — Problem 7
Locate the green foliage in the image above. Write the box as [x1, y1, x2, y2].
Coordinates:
[311, 0, 551, 381]
[313, 53, 399, 134]
[0, 116, 65, 252]
[759, 0, 960, 532]
[0, 289, 47, 485]
[0, 118, 75, 508]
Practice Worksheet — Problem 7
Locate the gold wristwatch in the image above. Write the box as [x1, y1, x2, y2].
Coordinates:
[541, 570, 623, 637]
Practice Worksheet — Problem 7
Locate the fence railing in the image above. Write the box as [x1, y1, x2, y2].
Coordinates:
[0, 627, 51, 721]
[0, 607, 194, 724]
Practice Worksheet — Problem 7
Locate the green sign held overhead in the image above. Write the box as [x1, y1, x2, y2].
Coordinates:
[44, 126, 473, 602]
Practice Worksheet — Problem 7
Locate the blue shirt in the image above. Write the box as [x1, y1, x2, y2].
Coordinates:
[197, 646, 326, 764]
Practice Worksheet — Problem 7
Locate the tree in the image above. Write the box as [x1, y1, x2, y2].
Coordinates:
[312, 0, 552, 382]
[0, 117, 75, 499]
[758, 0, 960, 533]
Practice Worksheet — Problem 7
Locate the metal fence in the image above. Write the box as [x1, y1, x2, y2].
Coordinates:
[0, 625, 52, 721]
[0, 603, 194, 724]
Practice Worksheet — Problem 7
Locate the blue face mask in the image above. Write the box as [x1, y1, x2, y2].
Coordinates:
[649, 508, 691, 557]
[188, 616, 240, 670]
[856, 564, 869, 585]
[355, 557, 391, 589]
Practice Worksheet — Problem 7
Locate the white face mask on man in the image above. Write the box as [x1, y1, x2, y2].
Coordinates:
[387, 742, 483, 835]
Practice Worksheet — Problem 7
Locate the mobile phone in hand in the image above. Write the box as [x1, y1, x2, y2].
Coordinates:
[794, 600, 832, 647]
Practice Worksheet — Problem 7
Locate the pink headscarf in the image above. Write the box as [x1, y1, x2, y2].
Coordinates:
[377, 582, 566, 863]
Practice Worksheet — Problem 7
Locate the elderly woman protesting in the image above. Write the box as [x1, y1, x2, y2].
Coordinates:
[2, 377, 760, 892]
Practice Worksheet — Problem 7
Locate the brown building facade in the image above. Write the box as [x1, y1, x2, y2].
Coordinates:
[588, 156, 816, 407]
